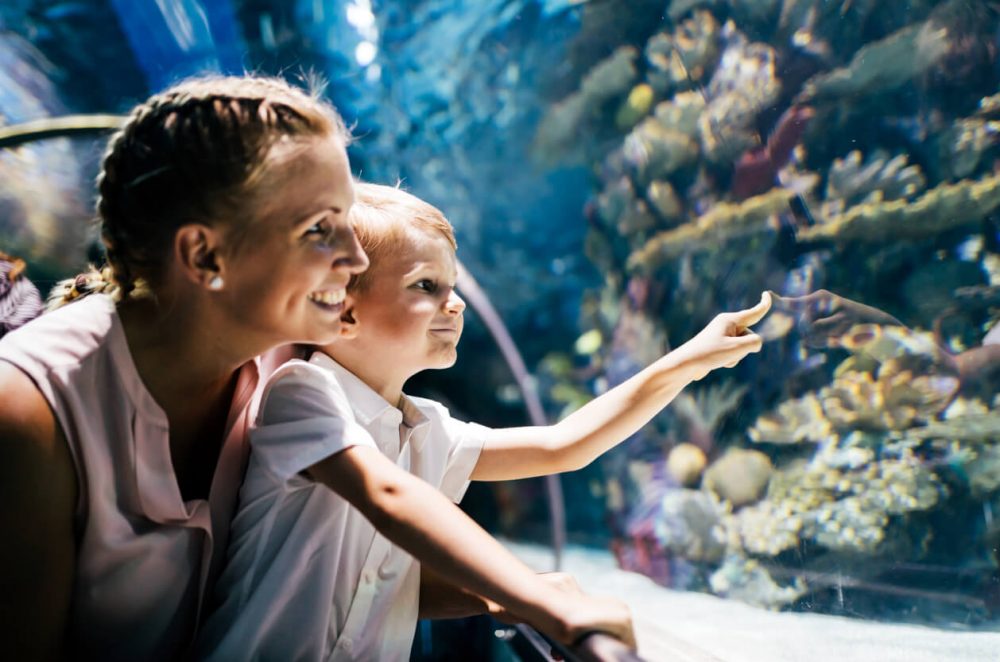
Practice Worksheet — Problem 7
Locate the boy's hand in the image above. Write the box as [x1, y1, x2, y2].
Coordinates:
[557, 593, 636, 650]
[489, 572, 637, 650]
[673, 291, 771, 381]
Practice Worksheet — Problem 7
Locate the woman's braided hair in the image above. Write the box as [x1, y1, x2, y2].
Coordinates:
[83, 75, 348, 302]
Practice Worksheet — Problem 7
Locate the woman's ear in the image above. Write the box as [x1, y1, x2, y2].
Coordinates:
[339, 301, 360, 338]
[175, 224, 223, 287]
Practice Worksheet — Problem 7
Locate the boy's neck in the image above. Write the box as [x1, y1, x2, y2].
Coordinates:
[319, 346, 409, 409]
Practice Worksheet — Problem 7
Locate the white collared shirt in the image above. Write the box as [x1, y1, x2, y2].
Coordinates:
[197, 352, 488, 662]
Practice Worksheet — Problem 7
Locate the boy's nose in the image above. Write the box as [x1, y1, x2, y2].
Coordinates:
[444, 290, 466, 316]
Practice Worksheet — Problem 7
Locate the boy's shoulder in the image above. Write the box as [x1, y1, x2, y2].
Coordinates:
[256, 357, 352, 426]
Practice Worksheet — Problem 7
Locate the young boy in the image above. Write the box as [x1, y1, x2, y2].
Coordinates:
[198, 184, 770, 661]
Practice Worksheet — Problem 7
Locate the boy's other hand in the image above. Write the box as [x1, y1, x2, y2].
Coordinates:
[674, 291, 771, 381]
[558, 594, 636, 650]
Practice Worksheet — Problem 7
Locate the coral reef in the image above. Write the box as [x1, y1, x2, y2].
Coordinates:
[537, 0, 1000, 621]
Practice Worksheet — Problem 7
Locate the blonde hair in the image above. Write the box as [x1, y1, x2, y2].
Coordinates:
[89, 74, 349, 303]
[348, 183, 457, 293]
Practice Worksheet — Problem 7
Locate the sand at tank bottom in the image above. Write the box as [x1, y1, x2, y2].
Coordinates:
[501, 539, 1000, 662]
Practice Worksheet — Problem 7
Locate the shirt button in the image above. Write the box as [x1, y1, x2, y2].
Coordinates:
[339, 638, 353, 653]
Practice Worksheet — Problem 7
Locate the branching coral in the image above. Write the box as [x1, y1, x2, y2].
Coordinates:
[798, 21, 949, 104]
[653, 91, 705, 139]
[752, 325, 959, 439]
[820, 150, 927, 218]
[627, 187, 797, 271]
[645, 10, 721, 95]
[800, 172, 1000, 244]
[733, 499, 804, 556]
[653, 488, 728, 563]
[535, 47, 639, 158]
[820, 369, 959, 432]
[709, 554, 807, 610]
[936, 118, 1000, 180]
[623, 116, 700, 184]
[748, 392, 832, 444]
[698, 25, 781, 164]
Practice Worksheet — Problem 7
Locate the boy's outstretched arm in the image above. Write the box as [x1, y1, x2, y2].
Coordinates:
[306, 446, 635, 649]
[472, 292, 771, 481]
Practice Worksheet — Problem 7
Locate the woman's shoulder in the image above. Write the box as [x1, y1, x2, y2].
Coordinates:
[0, 294, 116, 370]
[0, 360, 74, 489]
[0, 360, 55, 426]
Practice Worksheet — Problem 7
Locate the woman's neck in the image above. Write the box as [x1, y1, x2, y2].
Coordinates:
[117, 297, 254, 423]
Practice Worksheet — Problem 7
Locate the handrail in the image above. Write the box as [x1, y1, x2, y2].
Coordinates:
[509, 624, 645, 662]
[0, 114, 126, 149]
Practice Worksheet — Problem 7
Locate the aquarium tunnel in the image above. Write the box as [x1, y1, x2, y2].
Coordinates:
[2, 1, 1000, 660]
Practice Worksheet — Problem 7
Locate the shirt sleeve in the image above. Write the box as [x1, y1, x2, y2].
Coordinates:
[250, 360, 376, 483]
[435, 406, 490, 503]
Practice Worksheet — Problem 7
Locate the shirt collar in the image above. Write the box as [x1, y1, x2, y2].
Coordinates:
[307, 352, 430, 450]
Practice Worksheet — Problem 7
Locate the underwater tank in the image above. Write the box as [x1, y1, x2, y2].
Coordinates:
[3, 0, 1000, 659]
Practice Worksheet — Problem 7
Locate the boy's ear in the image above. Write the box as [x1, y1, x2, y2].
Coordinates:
[339, 301, 360, 339]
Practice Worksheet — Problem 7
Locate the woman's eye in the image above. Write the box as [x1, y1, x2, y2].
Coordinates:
[304, 217, 337, 244]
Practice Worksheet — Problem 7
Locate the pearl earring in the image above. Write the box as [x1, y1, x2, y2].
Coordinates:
[208, 275, 224, 291]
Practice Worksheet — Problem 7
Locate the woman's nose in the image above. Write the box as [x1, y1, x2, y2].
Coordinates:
[334, 227, 369, 274]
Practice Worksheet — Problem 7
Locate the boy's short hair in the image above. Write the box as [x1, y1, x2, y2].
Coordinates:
[349, 183, 457, 292]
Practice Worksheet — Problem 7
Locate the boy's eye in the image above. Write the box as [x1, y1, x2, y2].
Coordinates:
[414, 279, 438, 293]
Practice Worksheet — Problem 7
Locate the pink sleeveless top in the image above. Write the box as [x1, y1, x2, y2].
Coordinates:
[0, 295, 260, 660]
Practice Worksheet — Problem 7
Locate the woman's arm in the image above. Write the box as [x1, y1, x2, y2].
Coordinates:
[0, 363, 78, 661]
[306, 446, 635, 648]
[472, 293, 771, 481]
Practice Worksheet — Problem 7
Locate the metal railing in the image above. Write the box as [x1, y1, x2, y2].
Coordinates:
[504, 624, 645, 662]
